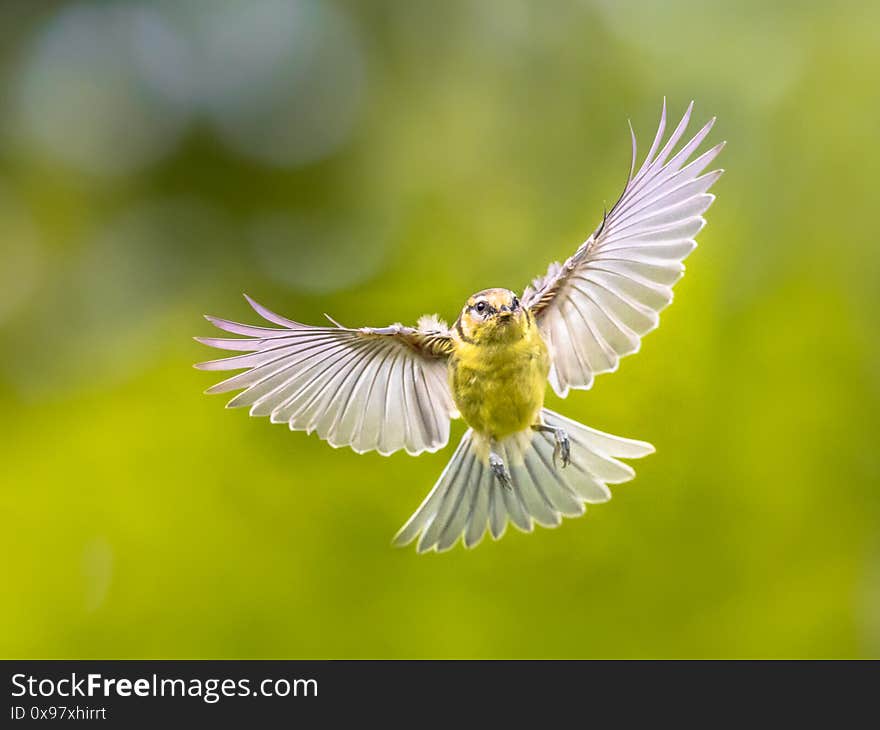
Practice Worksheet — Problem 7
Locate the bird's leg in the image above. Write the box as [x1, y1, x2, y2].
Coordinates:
[532, 424, 571, 469]
[488, 444, 512, 490]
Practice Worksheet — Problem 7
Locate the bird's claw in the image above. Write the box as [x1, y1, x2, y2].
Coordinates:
[553, 428, 571, 469]
[489, 453, 512, 490]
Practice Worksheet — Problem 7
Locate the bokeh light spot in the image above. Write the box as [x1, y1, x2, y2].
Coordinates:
[15, 2, 194, 178]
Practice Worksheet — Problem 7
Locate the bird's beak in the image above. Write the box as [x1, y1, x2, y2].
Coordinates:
[497, 307, 513, 320]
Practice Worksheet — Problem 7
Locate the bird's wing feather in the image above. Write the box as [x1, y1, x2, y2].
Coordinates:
[522, 100, 724, 396]
[195, 295, 456, 456]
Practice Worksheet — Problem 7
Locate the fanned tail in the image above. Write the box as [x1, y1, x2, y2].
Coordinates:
[393, 408, 654, 553]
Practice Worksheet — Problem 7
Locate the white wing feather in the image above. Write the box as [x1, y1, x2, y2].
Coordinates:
[524, 100, 725, 396]
[195, 295, 455, 456]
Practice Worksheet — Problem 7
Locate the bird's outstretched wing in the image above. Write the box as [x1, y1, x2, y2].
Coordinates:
[195, 296, 456, 456]
[522, 100, 725, 396]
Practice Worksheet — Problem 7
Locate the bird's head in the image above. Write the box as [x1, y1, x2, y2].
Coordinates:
[456, 288, 528, 345]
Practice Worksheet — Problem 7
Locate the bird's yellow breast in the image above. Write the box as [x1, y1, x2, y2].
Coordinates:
[449, 314, 550, 438]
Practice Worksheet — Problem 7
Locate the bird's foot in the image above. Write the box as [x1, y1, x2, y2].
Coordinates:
[532, 424, 571, 469]
[489, 452, 512, 490]
[552, 428, 571, 469]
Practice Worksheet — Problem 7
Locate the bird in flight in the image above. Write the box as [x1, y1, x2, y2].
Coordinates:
[196, 100, 724, 553]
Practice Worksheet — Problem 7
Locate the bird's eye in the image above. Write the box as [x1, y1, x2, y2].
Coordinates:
[475, 302, 487, 313]
[512, 297, 519, 309]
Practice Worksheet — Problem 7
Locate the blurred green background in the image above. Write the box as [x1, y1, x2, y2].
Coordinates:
[1, 0, 878, 659]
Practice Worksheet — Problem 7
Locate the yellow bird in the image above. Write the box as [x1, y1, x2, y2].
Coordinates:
[196, 101, 724, 552]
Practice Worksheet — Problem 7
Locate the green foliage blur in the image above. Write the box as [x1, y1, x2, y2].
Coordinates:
[1, 0, 878, 659]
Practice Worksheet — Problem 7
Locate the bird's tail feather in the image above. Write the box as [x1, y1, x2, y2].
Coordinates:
[393, 408, 654, 553]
